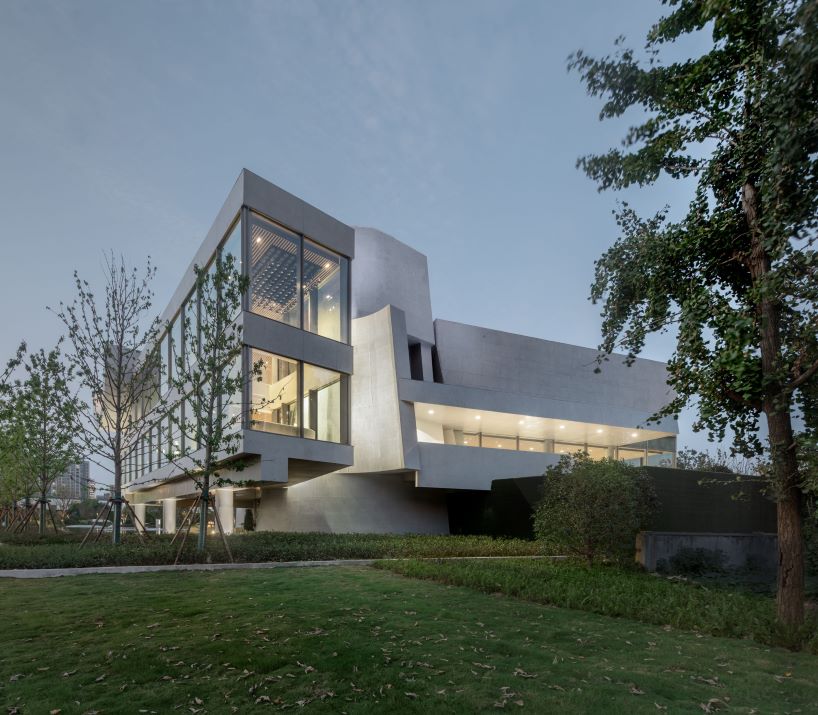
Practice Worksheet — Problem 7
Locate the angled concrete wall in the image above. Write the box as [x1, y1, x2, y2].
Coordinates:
[255, 473, 449, 533]
[340, 305, 418, 473]
[351, 228, 435, 344]
[433, 320, 677, 432]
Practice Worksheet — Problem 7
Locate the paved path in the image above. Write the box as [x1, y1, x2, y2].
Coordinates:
[0, 555, 553, 579]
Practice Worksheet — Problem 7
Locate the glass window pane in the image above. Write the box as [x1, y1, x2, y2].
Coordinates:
[302, 363, 344, 443]
[249, 215, 300, 326]
[223, 352, 243, 434]
[183, 294, 198, 372]
[222, 217, 242, 274]
[519, 439, 545, 453]
[169, 314, 183, 386]
[482, 434, 516, 451]
[586, 445, 609, 460]
[618, 448, 645, 466]
[555, 442, 584, 456]
[461, 432, 480, 447]
[303, 240, 348, 342]
[249, 348, 299, 436]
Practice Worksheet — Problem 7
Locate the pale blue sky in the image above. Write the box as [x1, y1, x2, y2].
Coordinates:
[0, 1, 716, 481]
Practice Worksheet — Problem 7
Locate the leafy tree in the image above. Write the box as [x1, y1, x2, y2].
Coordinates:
[242, 508, 255, 532]
[165, 251, 260, 553]
[534, 454, 658, 566]
[571, 0, 818, 625]
[10, 345, 81, 534]
[53, 254, 163, 544]
[676, 446, 764, 475]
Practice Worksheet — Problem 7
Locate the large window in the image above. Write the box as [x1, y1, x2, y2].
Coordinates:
[248, 347, 348, 443]
[249, 215, 300, 326]
[250, 349, 299, 436]
[303, 239, 349, 342]
[303, 364, 344, 443]
[248, 213, 349, 343]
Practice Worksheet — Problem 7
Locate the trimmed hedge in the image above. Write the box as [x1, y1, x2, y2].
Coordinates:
[0, 531, 540, 570]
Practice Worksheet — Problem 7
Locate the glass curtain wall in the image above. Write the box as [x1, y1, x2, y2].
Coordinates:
[302, 364, 344, 443]
[250, 349, 299, 436]
[303, 239, 349, 342]
[248, 347, 347, 443]
[249, 215, 300, 326]
[248, 213, 350, 344]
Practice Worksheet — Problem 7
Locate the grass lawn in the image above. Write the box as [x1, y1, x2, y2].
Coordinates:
[1, 566, 817, 714]
[376, 557, 818, 652]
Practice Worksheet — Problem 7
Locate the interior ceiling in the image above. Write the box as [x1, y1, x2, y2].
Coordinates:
[249, 222, 340, 317]
[412, 402, 672, 447]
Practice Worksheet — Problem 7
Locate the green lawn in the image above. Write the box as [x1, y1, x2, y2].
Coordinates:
[376, 557, 818, 651]
[1, 566, 816, 713]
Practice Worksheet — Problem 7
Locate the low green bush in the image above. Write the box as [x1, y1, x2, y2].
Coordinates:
[376, 557, 818, 653]
[533, 454, 657, 565]
[0, 531, 539, 569]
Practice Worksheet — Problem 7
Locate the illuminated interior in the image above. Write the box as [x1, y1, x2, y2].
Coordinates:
[413, 403, 675, 466]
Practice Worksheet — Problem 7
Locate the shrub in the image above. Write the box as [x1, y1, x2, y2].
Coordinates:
[533, 453, 657, 565]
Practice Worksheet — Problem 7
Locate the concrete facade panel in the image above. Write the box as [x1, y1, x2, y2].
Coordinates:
[255, 473, 449, 533]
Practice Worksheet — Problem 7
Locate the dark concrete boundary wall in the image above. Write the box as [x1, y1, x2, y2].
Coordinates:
[447, 467, 776, 539]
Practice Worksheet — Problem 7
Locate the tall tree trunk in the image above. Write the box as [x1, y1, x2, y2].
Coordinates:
[198, 474, 209, 553]
[112, 448, 122, 545]
[744, 181, 805, 626]
[38, 490, 46, 536]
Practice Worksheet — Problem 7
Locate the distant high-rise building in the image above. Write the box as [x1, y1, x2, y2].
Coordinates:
[50, 461, 90, 502]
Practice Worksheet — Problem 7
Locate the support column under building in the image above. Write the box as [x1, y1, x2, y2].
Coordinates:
[216, 488, 235, 535]
[133, 503, 146, 533]
[162, 498, 177, 535]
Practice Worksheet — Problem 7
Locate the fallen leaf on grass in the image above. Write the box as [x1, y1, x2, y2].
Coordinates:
[630, 685, 645, 695]
[700, 699, 729, 713]
[513, 668, 537, 679]
[62, 670, 77, 678]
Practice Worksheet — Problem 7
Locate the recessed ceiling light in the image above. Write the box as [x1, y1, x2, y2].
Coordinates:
[596, 428, 604, 433]
[255, 237, 261, 243]
[631, 432, 638, 438]
[559, 425, 565, 430]
[427, 409, 435, 415]
[324, 262, 331, 269]
[518, 419, 524, 425]
[497, 443, 502, 448]
[529, 447, 534, 451]
[475, 415, 481, 420]
[464, 440, 469, 444]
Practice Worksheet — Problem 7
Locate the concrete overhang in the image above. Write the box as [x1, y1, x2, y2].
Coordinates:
[415, 443, 561, 491]
[399, 378, 678, 434]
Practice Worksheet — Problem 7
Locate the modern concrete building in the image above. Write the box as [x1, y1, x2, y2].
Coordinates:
[125, 170, 677, 534]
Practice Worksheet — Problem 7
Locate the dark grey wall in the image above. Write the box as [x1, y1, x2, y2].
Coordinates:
[449, 467, 776, 538]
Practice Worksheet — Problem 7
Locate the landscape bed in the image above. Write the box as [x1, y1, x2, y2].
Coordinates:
[2, 565, 817, 714]
[0, 531, 540, 570]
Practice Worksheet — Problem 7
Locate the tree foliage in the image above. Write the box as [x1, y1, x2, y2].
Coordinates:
[53, 254, 163, 544]
[533, 454, 658, 565]
[166, 251, 260, 551]
[571, 0, 818, 625]
[9, 344, 81, 534]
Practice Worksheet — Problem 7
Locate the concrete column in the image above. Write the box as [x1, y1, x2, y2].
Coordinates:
[216, 488, 235, 535]
[162, 498, 177, 535]
[133, 503, 146, 533]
